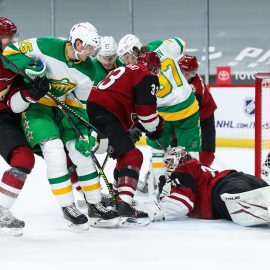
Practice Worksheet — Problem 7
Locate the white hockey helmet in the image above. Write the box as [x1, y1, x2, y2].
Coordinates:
[69, 22, 101, 56]
[117, 34, 142, 59]
[163, 146, 192, 174]
[98, 36, 117, 57]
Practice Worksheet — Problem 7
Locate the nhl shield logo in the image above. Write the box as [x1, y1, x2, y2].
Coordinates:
[244, 98, 255, 116]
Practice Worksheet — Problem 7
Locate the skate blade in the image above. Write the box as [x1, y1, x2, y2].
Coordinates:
[89, 217, 119, 228]
[66, 221, 89, 231]
[117, 217, 151, 228]
[0, 227, 24, 237]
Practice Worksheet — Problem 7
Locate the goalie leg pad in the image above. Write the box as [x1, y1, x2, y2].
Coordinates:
[221, 186, 270, 226]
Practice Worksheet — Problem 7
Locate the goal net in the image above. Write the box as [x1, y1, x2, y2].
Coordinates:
[255, 73, 270, 182]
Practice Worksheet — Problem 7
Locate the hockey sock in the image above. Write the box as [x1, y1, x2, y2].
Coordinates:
[41, 139, 74, 207]
[0, 168, 27, 208]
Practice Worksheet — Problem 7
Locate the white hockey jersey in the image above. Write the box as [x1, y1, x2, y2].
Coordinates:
[147, 38, 199, 121]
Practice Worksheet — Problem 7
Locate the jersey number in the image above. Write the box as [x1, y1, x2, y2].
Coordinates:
[18, 39, 33, 54]
[98, 66, 125, 90]
[157, 58, 183, 98]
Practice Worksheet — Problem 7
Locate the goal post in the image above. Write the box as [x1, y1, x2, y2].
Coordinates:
[255, 73, 270, 180]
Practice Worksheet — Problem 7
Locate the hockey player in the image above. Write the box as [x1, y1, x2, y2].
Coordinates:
[144, 146, 270, 227]
[70, 36, 125, 195]
[117, 34, 201, 193]
[93, 36, 124, 86]
[87, 51, 163, 224]
[179, 55, 217, 166]
[0, 17, 50, 236]
[3, 22, 117, 230]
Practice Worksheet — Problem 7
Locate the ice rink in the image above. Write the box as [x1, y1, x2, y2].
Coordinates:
[0, 146, 269, 270]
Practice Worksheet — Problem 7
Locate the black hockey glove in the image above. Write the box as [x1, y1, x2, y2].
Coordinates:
[146, 115, 164, 140]
[21, 76, 50, 103]
[128, 126, 143, 143]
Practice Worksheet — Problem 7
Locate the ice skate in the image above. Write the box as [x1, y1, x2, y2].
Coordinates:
[62, 203, 89, 231]
[88, 202, 119, 228]
[0, 206, 25, 236]
[117, 200, 150, 227]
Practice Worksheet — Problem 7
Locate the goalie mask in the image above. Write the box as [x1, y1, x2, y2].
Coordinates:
[163, 146, 192, 174]
[117, 34, 142, 63]
[69, 22, 101, 59]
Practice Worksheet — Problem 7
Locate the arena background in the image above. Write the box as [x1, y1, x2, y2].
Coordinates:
[1, 0, 270, 147]
[1, 0, 270, 84]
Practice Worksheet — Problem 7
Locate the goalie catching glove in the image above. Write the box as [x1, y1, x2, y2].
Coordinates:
[75, 130, 97, 157]
[21, 76, 50, 103]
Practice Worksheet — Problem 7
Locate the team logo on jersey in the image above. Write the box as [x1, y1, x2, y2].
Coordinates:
[244, 98, 255, 116]
[50, 78, 76, 95]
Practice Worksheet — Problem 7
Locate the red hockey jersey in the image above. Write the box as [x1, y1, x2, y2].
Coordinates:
[190, 74, 217, 122]
[88, 64, 160, 132]
[168, 159, 235, 219]
[0, 58, 19, 111]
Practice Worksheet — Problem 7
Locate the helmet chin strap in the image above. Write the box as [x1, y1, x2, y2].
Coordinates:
[73, 47, 85, 60]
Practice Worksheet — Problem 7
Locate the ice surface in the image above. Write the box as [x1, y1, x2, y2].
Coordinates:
[0, 146, 269, 270]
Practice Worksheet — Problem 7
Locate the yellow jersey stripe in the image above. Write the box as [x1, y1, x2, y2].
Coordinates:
[159, 99, 199, 121]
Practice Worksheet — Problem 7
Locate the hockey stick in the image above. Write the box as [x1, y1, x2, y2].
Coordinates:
[52, 106, 115, 200]
[135, 121, 167, 152]
[101, 152, 110, 170]
[0, 53, 106, 138]
[0, 53, 115, 199]
[156, 139, 166, 152]
[54, 111, 115, 201]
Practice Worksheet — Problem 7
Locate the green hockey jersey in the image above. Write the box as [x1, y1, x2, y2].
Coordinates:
[3, 36, 96, 111]
[93, 57, 124, 86]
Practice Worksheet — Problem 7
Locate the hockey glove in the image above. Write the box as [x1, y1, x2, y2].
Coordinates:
[128, 126, 142, 143]
[75, 133, 97, 157]
[146, 115, 164, 140]
[21, 76, 50, 103]
[24, 60, 46, 82]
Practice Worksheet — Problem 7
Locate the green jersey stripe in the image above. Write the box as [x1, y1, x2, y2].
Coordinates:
[158, 92, 195, 113]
